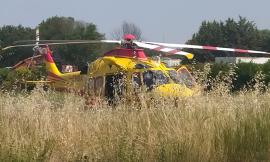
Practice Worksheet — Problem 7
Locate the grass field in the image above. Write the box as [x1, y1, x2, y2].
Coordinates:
[1, 81, 270, 161]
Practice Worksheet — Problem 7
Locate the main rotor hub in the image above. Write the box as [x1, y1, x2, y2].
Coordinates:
[123, 34, 136, 41]
[122, 34, 137, 49]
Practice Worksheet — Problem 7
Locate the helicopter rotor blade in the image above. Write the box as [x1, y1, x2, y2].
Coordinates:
[144, 42, 270, 55]
[13, 39, 120, 44]
[134, 41, 194, 59]
[1, 40, 121, 51]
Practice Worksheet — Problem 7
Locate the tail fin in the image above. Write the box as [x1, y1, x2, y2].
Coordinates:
[43, 46, 62, 76]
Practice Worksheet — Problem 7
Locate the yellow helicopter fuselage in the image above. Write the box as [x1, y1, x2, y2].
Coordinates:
[43, 47, 196, 98]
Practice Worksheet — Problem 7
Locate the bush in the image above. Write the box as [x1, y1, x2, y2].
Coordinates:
[192, 61, 270, 91]
[0, 68, 11, 85]
[0, 65, 46, 91]
[233, 62, 262, 90]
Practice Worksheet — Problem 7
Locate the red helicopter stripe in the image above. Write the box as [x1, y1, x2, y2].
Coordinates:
[42, 47, 55, 63]
[47, 77, 60, 82]
[47, 72, 65, 81]
[47, 76, 64, 82]
[203, 46, 217, 50]
[153, 46, 164, 51]
[47, 76, 64, 81]
[44, 54, 54, 63]
[169, 49, 179, 54]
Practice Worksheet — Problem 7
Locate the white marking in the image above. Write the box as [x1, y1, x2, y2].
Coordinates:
[145, 41, 270, 55]
[36, 28, 39, 46]
[175, 51, 190, 55]
[160, 48, 174, 52]
[247, 50, 268, 54]
[216, 47, 235, 52]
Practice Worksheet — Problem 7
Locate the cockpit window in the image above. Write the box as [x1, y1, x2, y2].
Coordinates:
[168, 70, 182, 84]
[143, 70, 169, 90]
[132, 72, 142, 88]
[168, 69, 195, 88]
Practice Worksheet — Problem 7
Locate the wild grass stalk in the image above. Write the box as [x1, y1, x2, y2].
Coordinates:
[1, 76, 270, 161]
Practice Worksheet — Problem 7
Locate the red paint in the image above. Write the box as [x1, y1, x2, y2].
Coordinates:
[136, 50, 147, 60]
[235, 49, 249, 53]
[47, 77, 60, 82]
[47, 72, 65, 81]
[153, 46, 164, 51]
[44, 47, 55, 63]
[168, 49, 179, 54]
[203, 46, 217, 50]
[104, 48, 147, 60]
[123, 34, 136, 41]
[12, 55, 43, 70]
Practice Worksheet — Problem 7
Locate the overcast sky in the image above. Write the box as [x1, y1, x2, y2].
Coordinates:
[0, 0, 269, 43]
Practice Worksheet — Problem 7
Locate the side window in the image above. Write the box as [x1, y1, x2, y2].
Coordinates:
[168, 70, 182, 84]
[132, 72, 142, 88]
[86, 78, 94, 94]
[143, 71, 154, 90]
[177, 68, 196, 88]
[80, 64, 89, 74]
[94, 76, 104, 96]
[105, 73, 126, 101]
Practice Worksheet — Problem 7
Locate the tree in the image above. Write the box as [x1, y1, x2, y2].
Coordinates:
[39, 16, 105, 67]
[0, 17, 105, 68]
[111, 21, 142, 40]
[0, 25, 35, 67]
[187, 17, 263, 62]
[259, 29, 270, 51]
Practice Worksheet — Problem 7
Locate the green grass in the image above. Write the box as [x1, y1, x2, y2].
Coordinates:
[1, 87, 270, 161]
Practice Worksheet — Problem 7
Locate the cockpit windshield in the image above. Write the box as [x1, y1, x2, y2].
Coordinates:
[132, 70, 169, 91]
[168, 69, 195, 88]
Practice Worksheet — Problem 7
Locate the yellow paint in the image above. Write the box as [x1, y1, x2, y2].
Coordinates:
[154, 84, 193, 97]
[43, 52, 198, 97]
[45, 61, 83, 91]
[186, 53, 194, 60]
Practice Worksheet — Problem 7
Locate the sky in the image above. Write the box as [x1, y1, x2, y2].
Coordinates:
[0, 0, 270, 43]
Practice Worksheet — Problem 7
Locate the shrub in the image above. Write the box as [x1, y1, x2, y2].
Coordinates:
[0, 65, 46, 91]
[192, 62, 267, 91]
[0, 68, 11, 85]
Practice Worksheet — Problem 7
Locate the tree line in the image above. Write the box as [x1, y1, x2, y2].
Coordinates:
[1, 16, 270, 91]
[0, 16, 104, 68]
[187, 16, 270, 62]
[1, 16, 270, 68]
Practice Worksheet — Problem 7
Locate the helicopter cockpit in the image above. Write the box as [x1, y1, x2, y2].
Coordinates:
[132, 67, 196, 92]
[167, 68, 196, 88]
[132, 70, 169, 91]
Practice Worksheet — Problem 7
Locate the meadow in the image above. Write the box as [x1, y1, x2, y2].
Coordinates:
[1, 70, 270, 161]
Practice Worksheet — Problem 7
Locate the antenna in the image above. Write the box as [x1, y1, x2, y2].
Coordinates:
[36, 27, 39, 46]
[28, 27, 40, 68]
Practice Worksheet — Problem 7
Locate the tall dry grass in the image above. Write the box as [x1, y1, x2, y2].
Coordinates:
[1, 71, 270, 161]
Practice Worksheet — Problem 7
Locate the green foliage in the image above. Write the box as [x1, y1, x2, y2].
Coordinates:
[0, 25, 35, 67]
[0, 16, 105, 68]
[198, 61, 270, 91]
[261, 61, 270, 85]
[0, 65, 46, 91]
[0, 68, 11, 84]
[233, 62, 262, 90]
[260, 29, 270, 51]
[209, 63, 232, 78]
[188, 16, 269, 62]
[39, 16, 105, 67]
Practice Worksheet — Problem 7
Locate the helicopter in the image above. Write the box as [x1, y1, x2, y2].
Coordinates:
[1, 29, 270, 103]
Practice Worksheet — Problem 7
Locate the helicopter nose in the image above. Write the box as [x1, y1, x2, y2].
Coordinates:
[153, 84, 193, 97]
